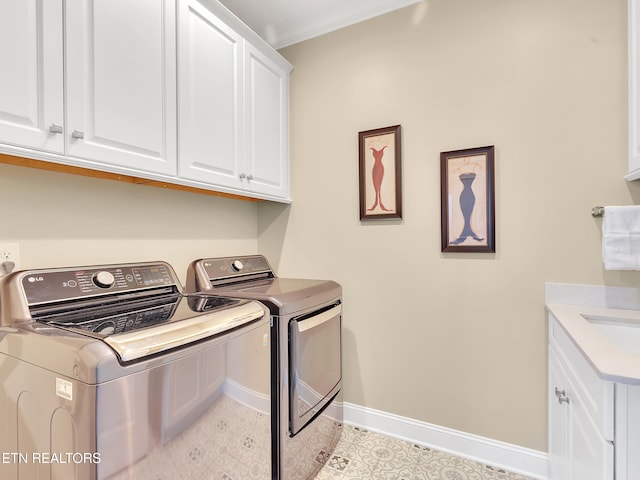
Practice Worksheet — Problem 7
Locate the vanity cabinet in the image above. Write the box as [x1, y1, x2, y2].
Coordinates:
[0, 0, 291, 202]
[177, 0, 291, 199]
[546, 311, 640, 479]
[548, 314, 614, 480]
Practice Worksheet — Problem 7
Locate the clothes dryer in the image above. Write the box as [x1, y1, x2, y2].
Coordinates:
[186, 255, 343, 480]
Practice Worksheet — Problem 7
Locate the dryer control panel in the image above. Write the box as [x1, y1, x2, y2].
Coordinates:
[190, 255, 275, 291]
[201, 255, 272, 280]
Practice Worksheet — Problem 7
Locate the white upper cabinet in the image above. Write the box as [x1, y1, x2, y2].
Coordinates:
[0, 0, 291, 202]
[629, 0, 640, 180]
[244, 44, 289, 198]
[65, 0, 177, 175]
[0, 0, 64, 154]
[0, 0, 177, 175]
[177, 0, 292, 200]
[177, 0, 244, 189]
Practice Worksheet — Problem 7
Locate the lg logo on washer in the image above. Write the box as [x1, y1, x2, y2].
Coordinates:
[27, 276, 43, 283]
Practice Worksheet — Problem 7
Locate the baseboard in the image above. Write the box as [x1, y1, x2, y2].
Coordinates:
[343, 402, 548, 480]
[223, 378, 270, 414]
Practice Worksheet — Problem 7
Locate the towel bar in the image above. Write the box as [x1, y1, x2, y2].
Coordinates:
[592, 206, 605, 217]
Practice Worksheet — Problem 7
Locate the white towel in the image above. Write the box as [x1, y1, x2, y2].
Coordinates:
[602, 206, 640, 270]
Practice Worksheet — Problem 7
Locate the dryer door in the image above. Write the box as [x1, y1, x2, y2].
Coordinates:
[288, 303, 342, 435]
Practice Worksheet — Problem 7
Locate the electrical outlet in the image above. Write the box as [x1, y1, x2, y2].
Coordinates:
[0, 243, 20, 272]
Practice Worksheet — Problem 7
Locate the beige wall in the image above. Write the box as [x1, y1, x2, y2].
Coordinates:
[0, 163, 259, 284]
[259, 0, 640, 451]
[1, 0, 637, 455]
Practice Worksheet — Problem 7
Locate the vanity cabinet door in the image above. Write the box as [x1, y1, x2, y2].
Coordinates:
[549, 348, 570, 480]
[65, 0, 177, 175]
[548, 314, 614, 480]
[0, 0, 64, 154]
[615, 384, 640, 479]
[567, 373, 614, 480]
[549, 345, 614, 480]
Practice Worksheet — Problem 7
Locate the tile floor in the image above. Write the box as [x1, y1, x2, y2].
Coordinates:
[315, 426, 537, 480]
[106, 390, 536, 480]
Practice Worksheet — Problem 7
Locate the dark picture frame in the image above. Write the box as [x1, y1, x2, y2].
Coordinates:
[358, 125, 402, 220]
[440, 145, 495, 253]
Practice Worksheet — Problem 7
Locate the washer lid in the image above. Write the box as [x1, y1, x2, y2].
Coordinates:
[3, 262, 268, 363]
[30, 294, 266, 363]
[102, 297, 266, 362]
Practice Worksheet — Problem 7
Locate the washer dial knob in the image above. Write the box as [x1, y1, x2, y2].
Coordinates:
[93, 321, 116, 334]
[93, 271, 115, 288]
[231, 260, 244, 272]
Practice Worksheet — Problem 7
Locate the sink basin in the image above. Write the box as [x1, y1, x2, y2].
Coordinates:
[582, 315, 640, 355]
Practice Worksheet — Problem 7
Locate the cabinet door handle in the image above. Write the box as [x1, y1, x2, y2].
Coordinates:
[555, 387, 570, 405]
[247, 174, 254, 181]
[71, 130, 85, 139]
[49, 123, 63, 134]
[239, 173, 246, 179]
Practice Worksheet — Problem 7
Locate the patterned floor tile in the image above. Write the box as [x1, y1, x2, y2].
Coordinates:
[315, 426, 537, 480]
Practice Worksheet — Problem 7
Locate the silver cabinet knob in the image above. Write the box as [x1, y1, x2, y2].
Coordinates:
[49, 123, 63, 134]
[247, 174, 254, 181]
[554, 387, 570, 405]
[239, 173, 246, 179]
[71, 130, 84, 139]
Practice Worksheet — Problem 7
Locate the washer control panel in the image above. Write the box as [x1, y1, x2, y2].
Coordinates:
[21, 262, 177, 305]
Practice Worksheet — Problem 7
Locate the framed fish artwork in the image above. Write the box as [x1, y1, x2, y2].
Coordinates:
[358, 125, 402, 221]
[440, 145, 495, 253]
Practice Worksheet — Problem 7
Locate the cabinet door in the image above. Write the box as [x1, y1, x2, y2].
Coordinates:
[549, 339, 614, 480]
[0, 0, 63, 153]
[549, 347, 570, 480]
[568, 373, 614, 480]
[616, 384, 640, 479]
[177, 0, 244, 189]
[65, 0, 176, 175]
[244, 43, 289, 199]
[629, 0, 640, 179]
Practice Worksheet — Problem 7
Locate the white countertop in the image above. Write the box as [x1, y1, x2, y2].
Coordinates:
[546, 303, 640, 385]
